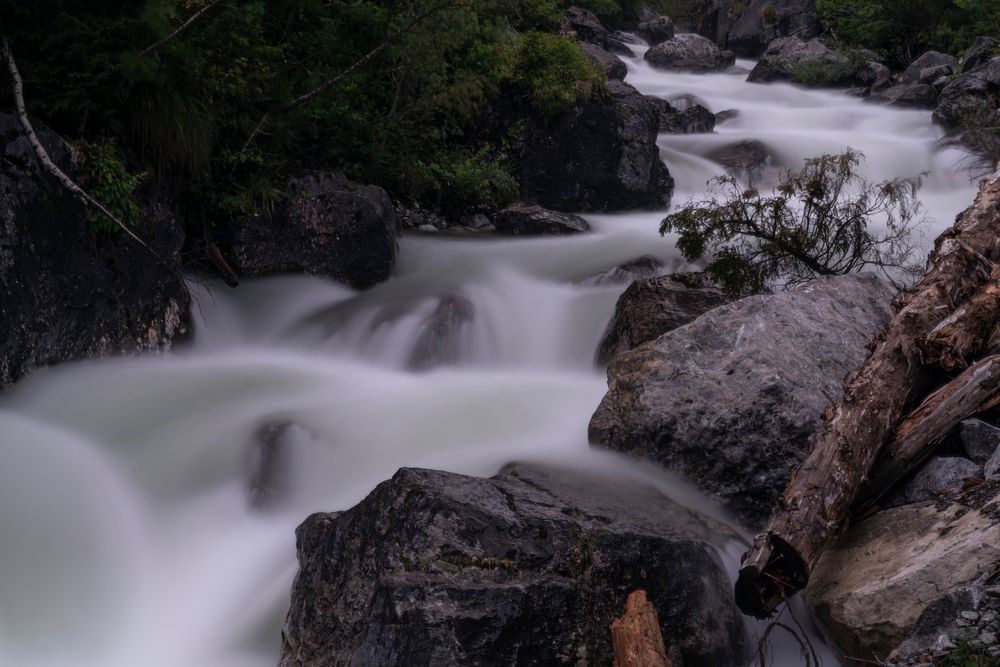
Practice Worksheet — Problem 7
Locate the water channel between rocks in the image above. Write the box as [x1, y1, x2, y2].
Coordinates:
[0, 41, 982, 667]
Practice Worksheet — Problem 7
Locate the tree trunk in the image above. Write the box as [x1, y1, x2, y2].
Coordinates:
[735, 171, 1000, 619]
[917, 265, 1000, 372]
[611, 590, 671, 667]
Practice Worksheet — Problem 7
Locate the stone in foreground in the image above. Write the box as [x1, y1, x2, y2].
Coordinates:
[279, 464, 744, 667]
[589, 274, 893, 528]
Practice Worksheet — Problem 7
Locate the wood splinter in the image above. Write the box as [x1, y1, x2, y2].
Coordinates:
[611, 590, 671, 667]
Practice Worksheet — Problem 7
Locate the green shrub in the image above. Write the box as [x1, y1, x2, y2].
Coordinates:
[503, 31, 605, 119]
[80, 139, 146, 233]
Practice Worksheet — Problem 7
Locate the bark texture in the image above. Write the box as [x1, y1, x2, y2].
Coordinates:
[611, 590, 671, 667]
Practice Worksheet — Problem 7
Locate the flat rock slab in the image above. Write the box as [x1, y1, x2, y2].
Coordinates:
[589, 273, 894, 529]
[279, 463, 745, 667]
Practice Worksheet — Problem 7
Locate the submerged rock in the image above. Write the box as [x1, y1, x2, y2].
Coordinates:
[0, 113, 190, 388]
[578, 255, 665, 287]
[520, 80, 673, 211]
[706, 139, 773, 179]
[407, 294, 474, 371]
[644, 33, 735, 72]
[806, 481, 1000, 662]
[654, 98, 717, 134]
[230, 172, 399, 289]
[494, 203, 590, 236]
[873, 83, 941, 109]
[595, 273, 729, 365]
[247, 420, 305, 510]
[279, 463, 744, 667]
[589, 273, 894, 528]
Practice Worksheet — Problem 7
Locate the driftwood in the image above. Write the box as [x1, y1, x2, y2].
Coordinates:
[854, 354, 1000, 508]
[736, 171, 1000, 619]
[611, 590, 670, 667]
[917, 265, 1000, 372]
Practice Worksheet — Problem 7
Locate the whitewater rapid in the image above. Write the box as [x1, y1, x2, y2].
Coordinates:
[0, 42, 982, 667]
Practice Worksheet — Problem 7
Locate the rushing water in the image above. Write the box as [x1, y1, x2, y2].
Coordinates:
[0, 40, 983, 667]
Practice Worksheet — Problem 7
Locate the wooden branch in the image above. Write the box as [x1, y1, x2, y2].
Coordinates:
[208, 243, 239, 287]
[917, 266, 1000, 372]
[735, 171, 1000, 619]
[611, 590, 671, 667]
[854, 353, 1000, 509]
[2, 37, 176, 273]
[139, 0, 224, 57]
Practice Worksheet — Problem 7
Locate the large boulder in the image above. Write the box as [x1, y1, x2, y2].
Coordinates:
[0, 113, 190, 388]
[595, 273, 730, 366]
[872, 83, 940, 109]
[565, 6, 632, 56]
[644, 33, 735, 72]
[962, 36, 1000, 74]
[725, 0, 818, 57]
[636, 15, 675, 47]
[933, 55, 1000, 130]
[652, 97, 717, 134]
[747, 37, 855, 86]
[229, 172, 398, 289]
[520, 80, 673, 211]
[279, 464, 745, 667]
[588, 273, 894, 528]
[900, 51, 959, 84]
[806, 481, 1000, 662]
[579, 42, 627, 81]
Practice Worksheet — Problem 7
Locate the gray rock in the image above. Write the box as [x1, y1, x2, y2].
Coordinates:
[747, 37, 852, 85]
[247, 420, 303, 510]
[901, 51, 959, 84]
[724, 0, 819, 57]
[580, 42, 627, 80]
[644, 33, 735, 72]
[885, 457, 981, 507]
[963, 37, 1000, 73]
[934, 56, 1000, 129]
[589, 273, 894, 528]
[565, 6, 609, 47]
[0, 113, 190, 388]
[521, 80, 673, 211]
[987, 445, 1000, 480]
[716, 109, 740, 124]
[961, 418, 1000, 464]
[494, 203, 589, 236]
[652, 98, 717, 134]
[407, 294, 474, 371]
[706, 139, 773, 179]
[854, 60, 892, 95]
[807, 482, 1000, 661]
[637, 15, 675, 46]
[231, 172, 398, 289]
[873, 83, 940, 109]
[578, 255, 665, 287]
[279, 463, 745, 667]
[595, 273, 730, 366]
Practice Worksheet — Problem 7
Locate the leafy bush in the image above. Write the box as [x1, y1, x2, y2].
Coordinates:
[660, 150, 926, 295]
[503, 31, 605, 119]
[80, 139, 146, 233]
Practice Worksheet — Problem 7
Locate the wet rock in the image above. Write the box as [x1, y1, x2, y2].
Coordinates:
[407, 294, 474, 371]
[963, 37, 1000, 73]
[580, 42, 627, 80]
[715, 109, 740, 125]
[230, 172, 398, 289]
[521, 80, 673, 211]
[806, 483, 1000, 662]
[873, 83, 940, 109]
[0, 113, 190, 388]
[987, 446, 1000, 480]
[961, 418, 1000, 464]
[578, 255, 665, 287]
[494, 203, 589, 236]
[637, 15, 674, 47]
[934, 56, 1000, 129]
[595, 273, 729, 366]
[706, 139, 773, 178]
[853, 60, 892, 95]
[279, 463, 745, 667]
[655, 99, 717, 134]
[644, 33, 735, 72]
[589, 273, 894, 528]
[883, 456, 982, 507]
[247, 421, 304, 510]
[901, 51, 959, 84]
[565, 6, 633, 56]
[724, 0, 819, 57]
[747, 37, 854, 86]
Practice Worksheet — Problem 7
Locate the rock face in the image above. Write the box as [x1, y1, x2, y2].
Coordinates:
[725, 0, 818, 57]
[0, 113, 190, 388]
[580, 42, 627, 80]
[901, 51, 959, 84]
[644, 33, 735, 72]
[653, 98, 717, 134]
[589, 273, 894, 528]
[636, 15, 674, 47]
[565, 6, 633, 56]
[595, 273, 729, 366]
[521, 81, 673, 211]
[747, 37, 854, 85]
[806, 481, 1000, 662]
[279, 464, 745, 667]
[230, 172, 398, 289]
[963, 36, 1000, 74]
[494, 203, 590, 236]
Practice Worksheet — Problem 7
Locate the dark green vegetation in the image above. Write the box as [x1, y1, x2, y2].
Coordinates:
[0, 0, 670, 235]
[660, 150, 926, 295]
[817, 0, 1000, 67]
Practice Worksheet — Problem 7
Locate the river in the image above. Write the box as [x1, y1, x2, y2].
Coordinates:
[0, 40, 982, 667]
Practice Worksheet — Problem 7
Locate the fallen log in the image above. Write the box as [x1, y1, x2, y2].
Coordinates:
[735, 171, 1000, 619]
[611, 590, 671, 667]
[855, 353, 1000, 509]
[917, 265, 1000, 372]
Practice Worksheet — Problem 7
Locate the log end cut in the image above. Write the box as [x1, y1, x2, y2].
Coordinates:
[735, 533, 809, 619]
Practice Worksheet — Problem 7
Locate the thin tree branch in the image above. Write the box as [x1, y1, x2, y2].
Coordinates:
[139, 0, 224, 57]
[3, 37, 177, 275]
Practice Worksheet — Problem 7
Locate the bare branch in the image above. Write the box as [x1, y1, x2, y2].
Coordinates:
[139, 0, 224, 57]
